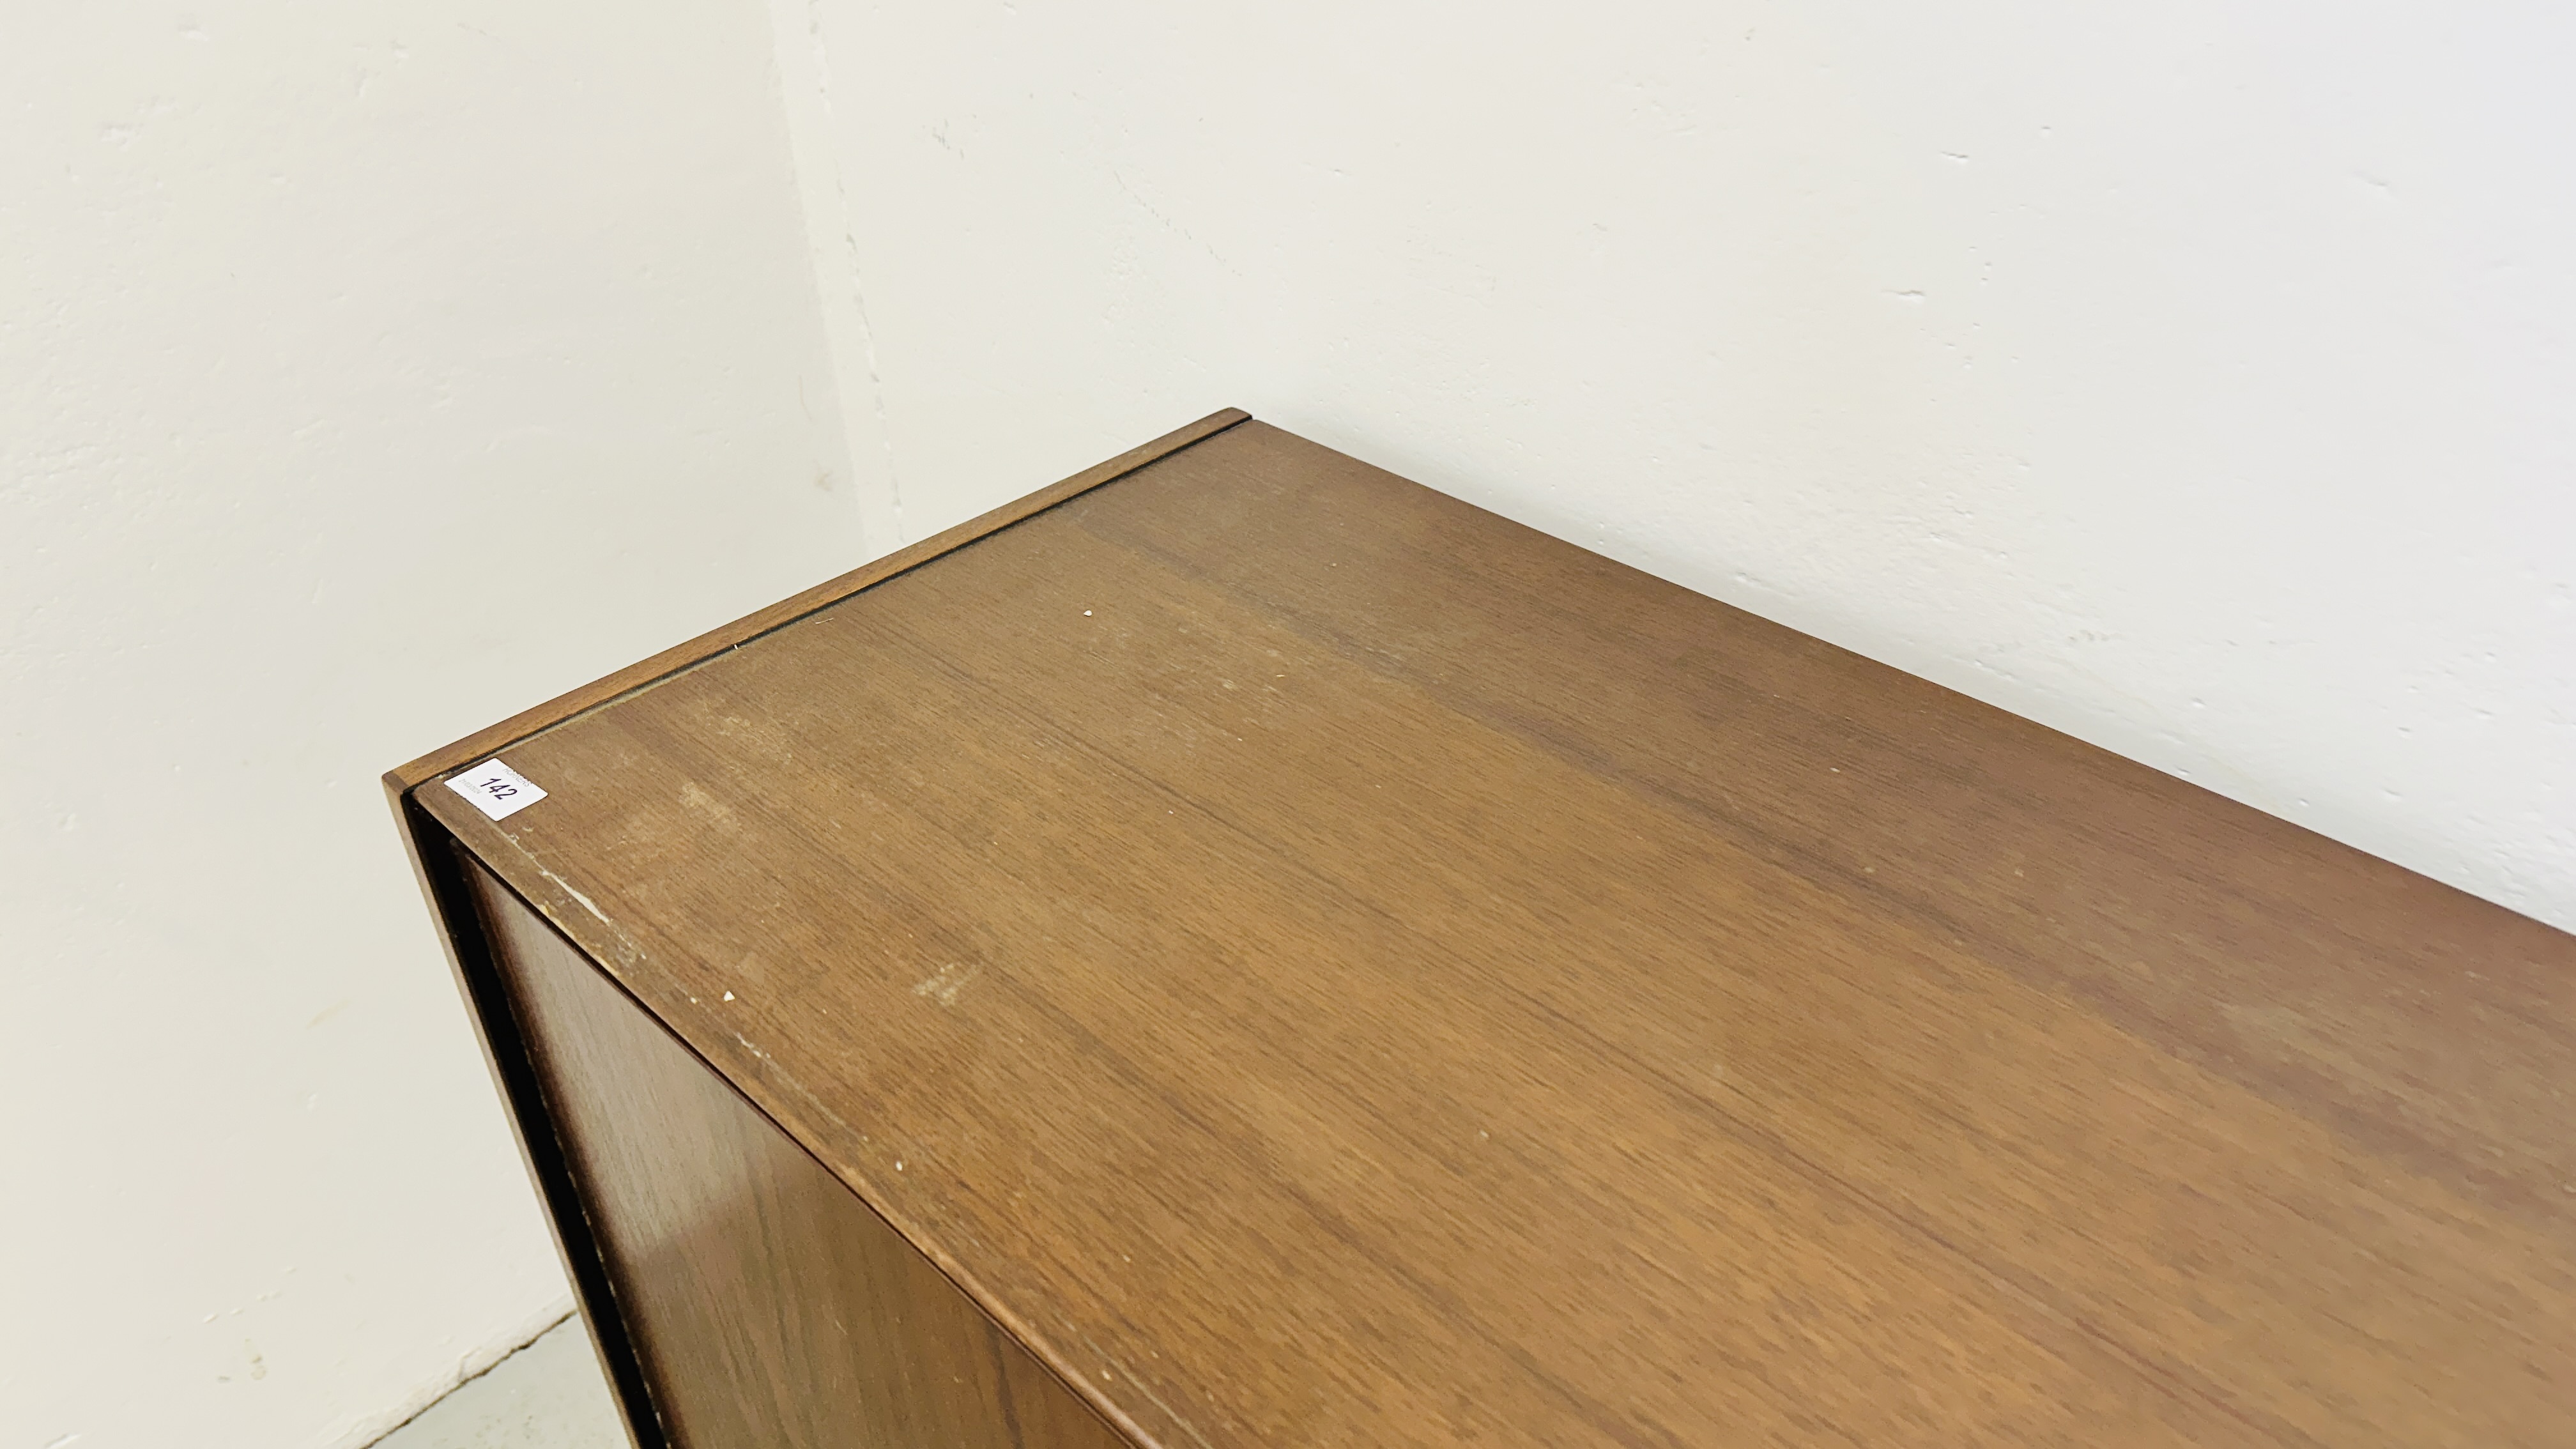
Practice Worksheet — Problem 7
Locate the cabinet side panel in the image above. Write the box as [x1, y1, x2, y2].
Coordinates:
[460, 857, 1130, 1449]
[395, 802, 664, 1449]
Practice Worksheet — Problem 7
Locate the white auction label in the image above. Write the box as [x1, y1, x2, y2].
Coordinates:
[445, 759, 548, 821]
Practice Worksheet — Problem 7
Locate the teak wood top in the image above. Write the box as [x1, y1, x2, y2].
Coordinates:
[407, 414, 2576, 1448]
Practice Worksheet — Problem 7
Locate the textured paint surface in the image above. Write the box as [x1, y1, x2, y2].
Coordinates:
[770, 0, 2575, 929]
[0, 6, 857, 1448]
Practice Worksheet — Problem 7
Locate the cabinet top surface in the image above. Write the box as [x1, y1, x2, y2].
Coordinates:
[417, 418, 2576, 1449]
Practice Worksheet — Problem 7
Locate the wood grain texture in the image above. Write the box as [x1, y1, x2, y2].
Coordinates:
[463, 855, 1125, 1449]
[384, 406, 1248, 795]
[415, 418, 2576, 1448]
[386, 795, 670, 1449]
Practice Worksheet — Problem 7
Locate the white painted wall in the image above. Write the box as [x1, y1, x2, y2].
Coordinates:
[10, 4, 2569, 1443]
[772, 0, 2575, 929]
[1, 7, 857, 1448]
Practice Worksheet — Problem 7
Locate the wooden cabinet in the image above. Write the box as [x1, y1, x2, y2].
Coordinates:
[392, 410, 2576, 1448]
